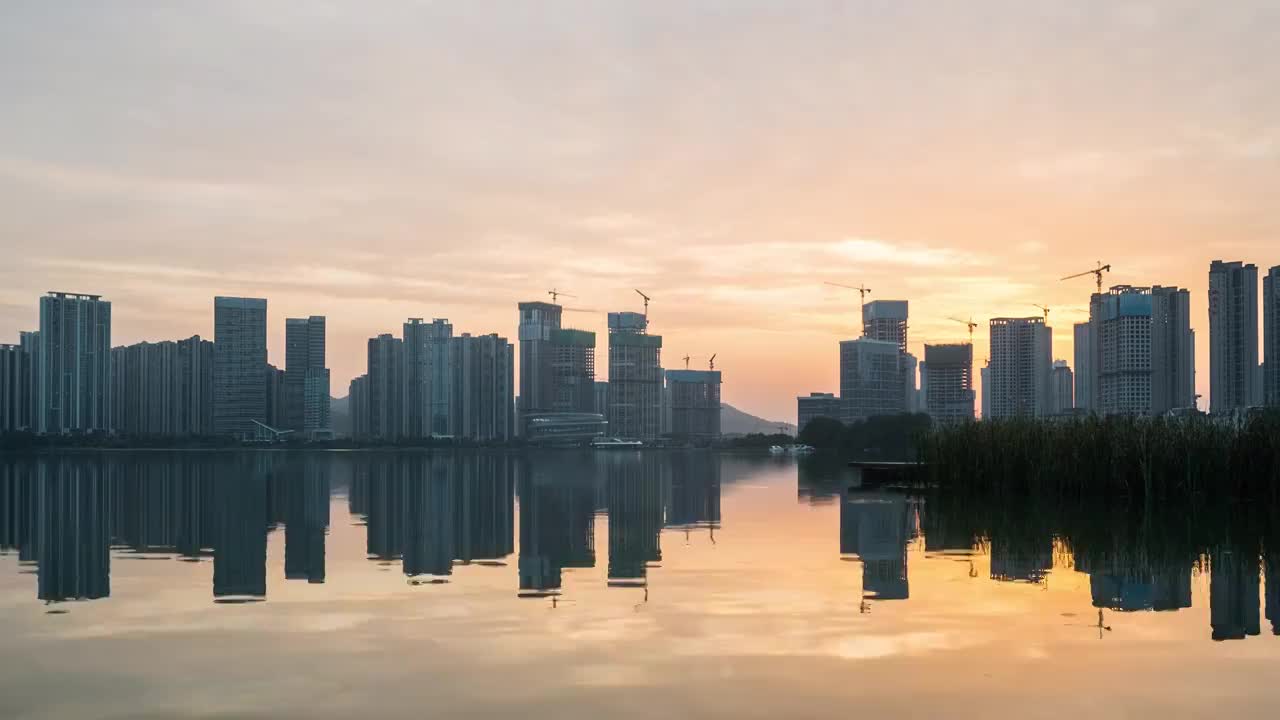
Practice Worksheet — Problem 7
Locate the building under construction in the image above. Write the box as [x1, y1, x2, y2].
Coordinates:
[664, 369, 721, 440]
[518, 301, 600, 438]
[606, 311, 663, 440]
[921, 343, 974, 424]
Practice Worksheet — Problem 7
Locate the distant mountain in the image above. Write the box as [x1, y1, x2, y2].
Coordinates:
[721, 403, 795, 437]
[330, 395, 351, 436]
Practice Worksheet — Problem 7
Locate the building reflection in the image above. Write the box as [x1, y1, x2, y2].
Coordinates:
[666, 452, 721, 540]
[841, 487, 911, 601]
[602, 454, 665, 588]
[454, 456, 515, 564]
[1209, 544, 1261, 641]
[1075, 549, 1192, 613]
[211, 455, 272, 601]
[518, 455, 596, 596]
[282, 456, 329, 583]
[989, 537, 1053, 584]
[37, 458, 112, 603]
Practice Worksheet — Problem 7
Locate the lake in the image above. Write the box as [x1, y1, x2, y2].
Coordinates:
[2, 450, 1278, 719]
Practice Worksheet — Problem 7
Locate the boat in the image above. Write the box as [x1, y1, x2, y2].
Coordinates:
[769, 444, 815, 456]
[592, 437, 644, 449]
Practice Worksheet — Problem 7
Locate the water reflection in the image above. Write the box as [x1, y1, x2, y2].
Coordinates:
[3, 451, 1280, 647]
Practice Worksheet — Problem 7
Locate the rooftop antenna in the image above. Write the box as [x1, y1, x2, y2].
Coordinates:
[548, 288, 576, 304]
[1061, 261, 1112, 294]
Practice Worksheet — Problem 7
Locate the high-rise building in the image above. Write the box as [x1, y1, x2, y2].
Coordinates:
[37, 292, 112, 434]
[1048, 360, 1074, 415]
[1150, 286, 1196, 413]
[797, 392, 841, 431]
[1089, 286, 1153, 416]
[665, 369, 721, 440]
[980, 362, 991, 419]
[213, 296, 267, 438]
[1073, 323, 1093, 413]
[264, 364, 286, 429]
[987, 317, 1051, 418]
[901, 351, 920, 412]
[606, 312, 663, 440]
[1208, 260, 1259, 413]
[0, 342, 32, 432]
[594, 381, 609, 417]
[839, 338, 906, 422]
[551, 329, 597, 415]
[367, 334, 404, 440]
[348, 375, 369, 438]
[450, 333, 515, 442]
[921, 343, 974, 424]
[517, 301, 563, 423]
[1264, 266, 1280, 407]
[402, 318, 453, 438]
[110, 335, 213, 436]
[284, 316, 329, 436]
[862, 300, 909, 353]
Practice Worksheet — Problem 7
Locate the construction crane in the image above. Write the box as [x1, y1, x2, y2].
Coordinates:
[709, 353, 717, 371]
[1061, 261, 1112, 294]
[949, 316, 978, 343]
[825, 281, 872, 311]
[1033, 304, 1050, 322]
[635, 289, 651, 318]
[548, 288, 575, 303]
[681, 354, 701, 370]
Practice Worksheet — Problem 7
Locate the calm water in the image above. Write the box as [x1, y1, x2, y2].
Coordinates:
[2, 450, 1279, 719]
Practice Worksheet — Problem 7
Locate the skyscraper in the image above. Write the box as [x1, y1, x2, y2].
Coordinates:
[607, 311, 663, 440]
[1208, 260, 1259, 413]
[0, 343, 29, 432]
[283, 316, 329, 436]
[1073, 322, 1093, 413]
[1089, 286, 1153, 416]
[367, 334, 404, 440]
[37, 292, 112, 434]
[797, 392, 841, 431]
[110, 336, 213, 436]
[450, 333, 515, 442]
[1150, 286, 1196, 413]
[987, 317, 1051, 418]
[1048, 360, 1074, 415]
[402, 318, 453, 438]
[517, 302, 562, 422]
[921, 343, 974, 424]
[862, 300, 909, 353]
[665, 369, 722, 440]
[213, 297, 268, 438]
[839, 338, 906, 422]
[1264, 265, 1279, 407]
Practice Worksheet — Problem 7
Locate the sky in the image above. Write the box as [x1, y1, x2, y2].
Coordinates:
[1, 0, 1277, 421]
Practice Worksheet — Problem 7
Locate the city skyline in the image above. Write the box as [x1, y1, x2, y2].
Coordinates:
[2, 2, 1280, 421]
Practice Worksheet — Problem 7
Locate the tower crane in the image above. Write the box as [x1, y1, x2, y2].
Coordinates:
[949, 316, 978, 344]
[1033, 304, 1050, 322]
[709, 354, 717, 371]
[1061, 261, 1112, 294]
[825, 281, 872, 312]
[548, 288, 575, 303]
[681, 354, 702, 370]
[635, 289, 651, 330]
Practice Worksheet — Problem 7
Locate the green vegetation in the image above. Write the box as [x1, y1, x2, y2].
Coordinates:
[920, 413, 1280, 502]
[797, 413, 932, 460]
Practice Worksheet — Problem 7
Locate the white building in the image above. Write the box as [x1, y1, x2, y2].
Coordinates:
[987, 317, 1051, 418]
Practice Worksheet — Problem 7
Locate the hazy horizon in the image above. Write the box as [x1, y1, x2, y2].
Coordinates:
[3, 1, 1277, 421]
